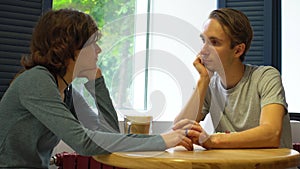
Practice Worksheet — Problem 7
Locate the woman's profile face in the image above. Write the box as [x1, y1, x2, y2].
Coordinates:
[73, 41, 102, 78]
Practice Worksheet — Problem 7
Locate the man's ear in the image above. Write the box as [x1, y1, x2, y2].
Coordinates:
[234, 43, 246, 58]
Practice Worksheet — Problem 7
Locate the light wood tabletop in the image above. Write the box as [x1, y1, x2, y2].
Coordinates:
[93, 146, 300, 169]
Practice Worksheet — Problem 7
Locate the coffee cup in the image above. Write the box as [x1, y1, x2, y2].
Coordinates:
[124, 115, 153, 134]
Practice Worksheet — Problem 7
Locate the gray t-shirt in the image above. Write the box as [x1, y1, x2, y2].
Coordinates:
[0, 66, 165, 168]
[202, 64, 292, 148]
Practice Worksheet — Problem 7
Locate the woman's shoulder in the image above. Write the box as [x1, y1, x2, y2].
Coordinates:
[27, 65, 51, 74]
[22, 66, 54, 79]
[14, 66, 56, 87]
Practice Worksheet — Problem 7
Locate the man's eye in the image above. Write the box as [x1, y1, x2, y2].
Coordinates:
[210, 40, 218, 46]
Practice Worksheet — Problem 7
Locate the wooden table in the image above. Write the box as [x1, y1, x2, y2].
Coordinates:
[93, 146, 300, 169]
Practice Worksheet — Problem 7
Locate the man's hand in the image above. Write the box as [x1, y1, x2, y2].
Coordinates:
[193, 55, 213, 79]
[173, 119, 210, 146]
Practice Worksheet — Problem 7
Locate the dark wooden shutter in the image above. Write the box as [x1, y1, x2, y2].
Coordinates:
[218, 0, 282, 72]
[0, 0, 52, 100]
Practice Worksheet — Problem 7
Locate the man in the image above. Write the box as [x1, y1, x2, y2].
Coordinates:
[173, 8, 292, 149]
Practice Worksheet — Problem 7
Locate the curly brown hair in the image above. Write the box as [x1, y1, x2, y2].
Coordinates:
[209, 8, 253, 62]
[21, 8, 101, 77]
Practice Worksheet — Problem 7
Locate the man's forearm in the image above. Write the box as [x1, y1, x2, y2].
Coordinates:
[174, 77, 209, 123]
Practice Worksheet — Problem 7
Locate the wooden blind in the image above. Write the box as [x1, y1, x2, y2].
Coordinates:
[218, 0, 282, 71]
[0, 0, 52, 100]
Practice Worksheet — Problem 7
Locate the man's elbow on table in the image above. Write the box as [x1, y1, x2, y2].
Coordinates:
[265, 129, 281, 148]
[259, 122, 283, 148]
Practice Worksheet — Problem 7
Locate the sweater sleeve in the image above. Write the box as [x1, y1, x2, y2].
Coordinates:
[83, 77, 120, 132]
[18, 67, 166, 156]
[70, 88, 102, 131]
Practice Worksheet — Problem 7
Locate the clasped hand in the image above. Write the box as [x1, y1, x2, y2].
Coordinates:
[173, 119, 210, 149]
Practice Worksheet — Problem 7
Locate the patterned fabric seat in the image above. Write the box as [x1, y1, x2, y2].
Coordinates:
[51, 152, 125, 169]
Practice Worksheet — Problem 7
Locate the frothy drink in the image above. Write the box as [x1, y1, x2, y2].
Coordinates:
[124, 116, 153, 134]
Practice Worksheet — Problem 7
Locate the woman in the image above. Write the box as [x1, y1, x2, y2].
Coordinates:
[0, 9, 193, 168]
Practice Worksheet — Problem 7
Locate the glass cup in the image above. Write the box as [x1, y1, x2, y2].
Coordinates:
[124, 115, 153, 134]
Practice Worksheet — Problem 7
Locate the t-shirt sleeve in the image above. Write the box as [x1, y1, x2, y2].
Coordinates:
[257, 66, 288, 112]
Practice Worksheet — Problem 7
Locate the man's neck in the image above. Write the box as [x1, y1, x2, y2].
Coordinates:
[220, 63, 245, 89]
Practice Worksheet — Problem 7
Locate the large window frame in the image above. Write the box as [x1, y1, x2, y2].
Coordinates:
[52, 0, 217, 121]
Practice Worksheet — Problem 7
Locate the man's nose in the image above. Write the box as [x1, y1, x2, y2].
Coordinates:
[200, 43, 210, 58]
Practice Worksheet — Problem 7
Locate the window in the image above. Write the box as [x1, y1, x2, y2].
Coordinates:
[53, 0, 137, 113]
[142, 0, 216, 121]
[53, 0, 217, 121]
[282, 0, 300, 113]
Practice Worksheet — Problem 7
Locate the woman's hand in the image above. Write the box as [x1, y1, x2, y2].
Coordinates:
[172, 119, 210, 146]
[160, 129, 194, 151]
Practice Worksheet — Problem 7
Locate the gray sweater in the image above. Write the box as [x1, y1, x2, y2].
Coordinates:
[0, 66, 165, 168]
